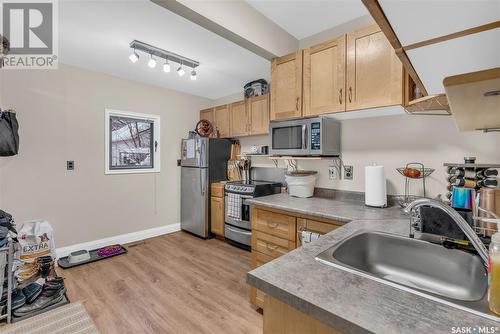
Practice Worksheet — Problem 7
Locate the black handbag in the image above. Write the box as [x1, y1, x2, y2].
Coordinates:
[0, 110, 19, 156]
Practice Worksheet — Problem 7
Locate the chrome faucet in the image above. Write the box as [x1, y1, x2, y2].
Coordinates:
[404, 198, 489, 266]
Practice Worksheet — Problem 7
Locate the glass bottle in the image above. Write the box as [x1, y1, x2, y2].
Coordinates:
[489, 232, 500, 316]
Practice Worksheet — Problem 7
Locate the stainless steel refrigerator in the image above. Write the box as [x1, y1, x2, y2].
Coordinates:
[180, 136, 232, 238]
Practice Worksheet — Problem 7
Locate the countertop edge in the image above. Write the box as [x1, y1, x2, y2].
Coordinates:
[246, 271, 371, 334]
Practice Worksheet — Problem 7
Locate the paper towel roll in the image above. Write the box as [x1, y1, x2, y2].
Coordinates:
[365, 165, 387, 207]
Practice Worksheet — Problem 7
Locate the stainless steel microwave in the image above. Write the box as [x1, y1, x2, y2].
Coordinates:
[269, 117, 341, 156]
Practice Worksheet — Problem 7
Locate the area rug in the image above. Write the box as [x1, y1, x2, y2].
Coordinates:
[0, 302, 99, 334]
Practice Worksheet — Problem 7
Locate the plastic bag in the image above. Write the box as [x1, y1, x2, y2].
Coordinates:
[18, 220, 56, 262]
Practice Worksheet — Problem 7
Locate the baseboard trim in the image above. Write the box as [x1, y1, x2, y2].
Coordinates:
[55, 223, 181, 259]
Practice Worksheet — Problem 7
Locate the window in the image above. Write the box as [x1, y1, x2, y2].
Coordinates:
[105, 109, 160, 174]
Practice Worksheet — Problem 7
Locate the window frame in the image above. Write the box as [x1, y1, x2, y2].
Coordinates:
[104, 109, 161, 175]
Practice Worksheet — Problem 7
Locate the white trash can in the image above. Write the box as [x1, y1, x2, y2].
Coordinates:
[285, 171, 318, 198]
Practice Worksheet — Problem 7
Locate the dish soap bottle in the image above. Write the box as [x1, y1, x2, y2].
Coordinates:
[489, 232, 500, 315]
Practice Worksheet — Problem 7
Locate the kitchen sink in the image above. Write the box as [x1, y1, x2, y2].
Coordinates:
[316, 231, 490, 312]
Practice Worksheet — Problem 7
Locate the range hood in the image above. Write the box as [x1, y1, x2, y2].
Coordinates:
[444, 68, 500, 132]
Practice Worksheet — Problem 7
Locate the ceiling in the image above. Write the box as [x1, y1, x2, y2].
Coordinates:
[246, 0, 368, 39]
[59, 0, 270, 100]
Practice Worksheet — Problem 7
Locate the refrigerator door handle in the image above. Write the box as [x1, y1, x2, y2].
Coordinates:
[200, 168, 204, 196]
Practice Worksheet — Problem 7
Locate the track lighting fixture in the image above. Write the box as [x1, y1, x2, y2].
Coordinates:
[148, 54, 156, 68]
[129, 40, 199, 81]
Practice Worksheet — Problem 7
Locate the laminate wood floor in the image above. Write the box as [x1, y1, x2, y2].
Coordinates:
[62, 231, 263, 334]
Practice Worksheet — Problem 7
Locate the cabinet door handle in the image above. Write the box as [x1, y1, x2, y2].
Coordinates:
[266, 243, 279, 251]
[339, 88, 343, 105]
[348, 86, 352, 103]
[295, 97, 299, 111]
[267, 222, 279, 229]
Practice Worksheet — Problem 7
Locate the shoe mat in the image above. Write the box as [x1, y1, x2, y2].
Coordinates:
[57, 245, 127, 269]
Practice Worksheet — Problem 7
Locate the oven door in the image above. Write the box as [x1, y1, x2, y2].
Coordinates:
[224, 194, 252, 230]
[269, 119, 310, 156]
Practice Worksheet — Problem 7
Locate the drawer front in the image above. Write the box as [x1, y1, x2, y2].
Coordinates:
[225, 225, 251, 246]
[253, 208, 296, 241]
[211, 183, 225, 198]
[252, 231, 295, 259]
[251, 251, 274, 269]
[297, 218, 344, 246]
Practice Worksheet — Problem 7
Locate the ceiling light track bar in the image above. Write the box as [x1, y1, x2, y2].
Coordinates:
[130, 40, 199, 68]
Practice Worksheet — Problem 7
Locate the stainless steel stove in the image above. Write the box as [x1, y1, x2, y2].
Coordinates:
[224, 180, 281, 250]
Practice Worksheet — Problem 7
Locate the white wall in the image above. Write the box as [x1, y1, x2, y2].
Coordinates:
[211, 92, 244, 106]
[298, 15, 375, 49]
[0, 64, 211, 247]
[239, 114, 500, 198]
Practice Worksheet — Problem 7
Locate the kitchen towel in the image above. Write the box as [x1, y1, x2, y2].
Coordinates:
[227, 193, 242, 221]
[301, 230, 320, 244]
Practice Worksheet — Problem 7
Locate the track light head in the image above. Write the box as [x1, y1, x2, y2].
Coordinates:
[148, 54, 156, 68]
[177, 63, 185, 76]
[129, 50, 139, 63]
[163, 60, 171, 73]
[190, 69, 197, 81]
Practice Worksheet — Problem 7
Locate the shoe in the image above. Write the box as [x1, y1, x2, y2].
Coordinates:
[13, 287, 65, 317]
[37, 256, 53, 278]
[11, 289, 26, 310]
[17, 262, 40, 283]
[22, 282, 43, 304]
[43, 277, 64, 297]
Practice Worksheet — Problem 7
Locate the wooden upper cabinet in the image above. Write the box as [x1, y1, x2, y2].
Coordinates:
[247, 95, 270, 135]
[214, 104, 230, 138]
[270, 51, 303, 121]
[346, 25, 404, 111]
[200, 108, 214, 125]
[303, 36, 346, 116]
[229, 100, 248, 137]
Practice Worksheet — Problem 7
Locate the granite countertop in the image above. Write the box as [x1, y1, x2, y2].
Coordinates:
[246, 194, 500, 333]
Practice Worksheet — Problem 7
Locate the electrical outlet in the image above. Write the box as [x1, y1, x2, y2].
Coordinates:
[344, 165, 353, 180]
[67, 160, 74, 170]
[328, 166, 338, 180]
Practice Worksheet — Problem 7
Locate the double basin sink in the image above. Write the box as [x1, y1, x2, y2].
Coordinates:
[316, 231, 494, 318]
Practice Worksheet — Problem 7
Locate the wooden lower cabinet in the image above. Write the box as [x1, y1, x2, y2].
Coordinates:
[210, 183, 225, 237]
[249, 206, 346, 309]
[250, 251, 274, 308]
[210, 197, 224, 236]
[263, 295, 341, 334]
